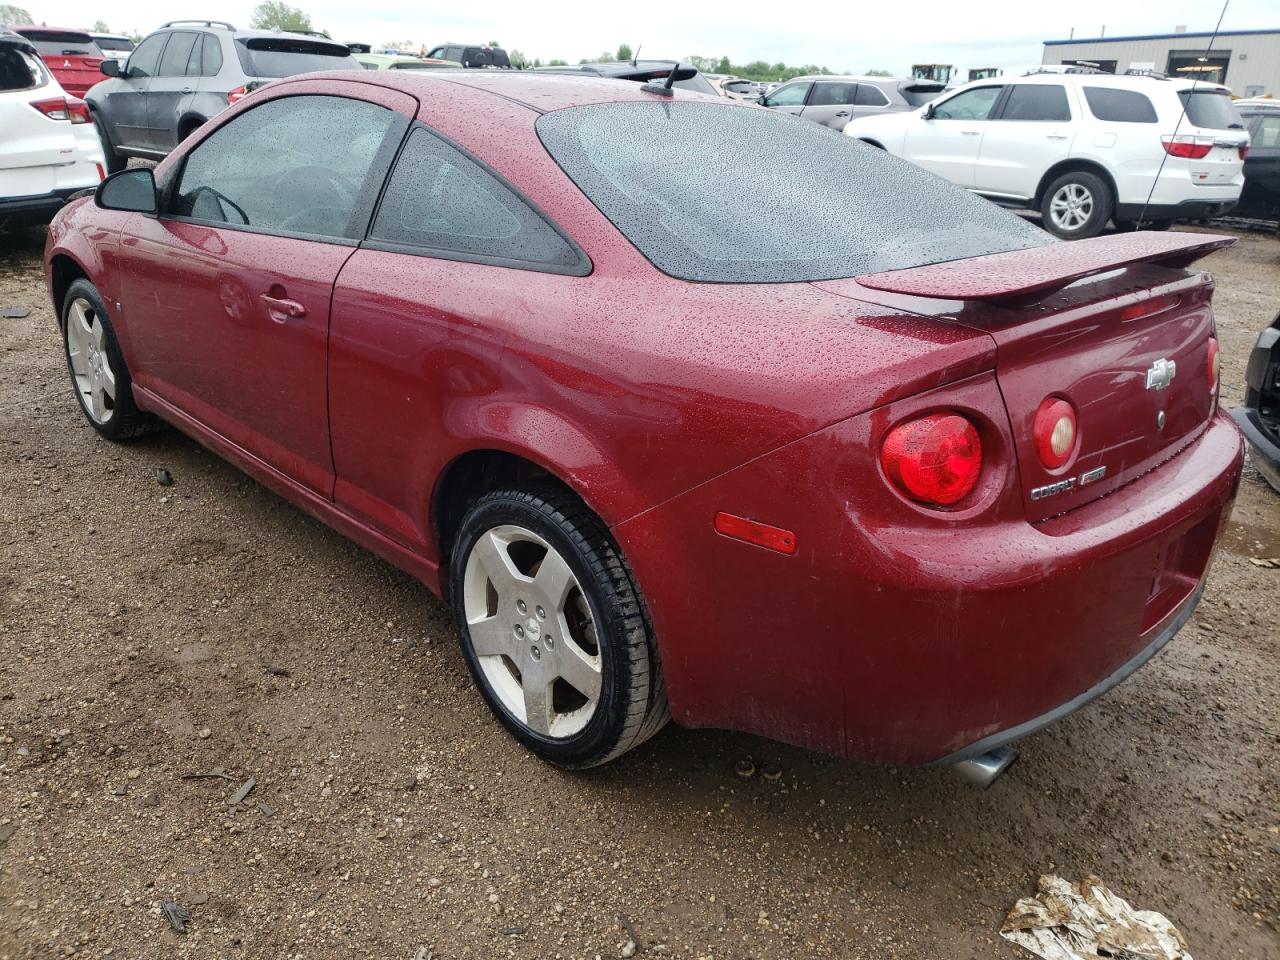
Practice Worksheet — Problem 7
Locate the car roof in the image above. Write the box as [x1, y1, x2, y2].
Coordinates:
[11, 24, 92, 39]
[274, 69, 730, 112]
[89, 33, 133, 40]
[788, 74, 920, 84]
[940, 71, 1230, 96]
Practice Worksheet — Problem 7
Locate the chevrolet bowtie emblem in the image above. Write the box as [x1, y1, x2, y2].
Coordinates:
[1145, 358, 1176, 391]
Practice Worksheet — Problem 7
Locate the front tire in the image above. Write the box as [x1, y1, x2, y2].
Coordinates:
[61, 279, 159, 440]
[1040, 171, 1112, 239]
[449, 484, 669, 768]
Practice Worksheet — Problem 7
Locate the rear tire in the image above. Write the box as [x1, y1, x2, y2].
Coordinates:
[449, 483, 669, 768]
[1040, 171, 1112, 240]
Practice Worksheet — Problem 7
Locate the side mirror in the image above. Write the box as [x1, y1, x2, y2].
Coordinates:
[95, 168, 158, 215]
[99, 59, 120, 77]
[923, 103, 937, 119]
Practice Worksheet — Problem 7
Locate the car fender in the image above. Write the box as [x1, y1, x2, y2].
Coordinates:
[44, 203, 135, 359]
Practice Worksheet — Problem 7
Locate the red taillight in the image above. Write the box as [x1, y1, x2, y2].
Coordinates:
[1207, 336, 1220, 393]
[1161, 137, 1213, 160]
[1239, 145, 1249, 160]
[713, 512, 797, 555]
[1033, 398, 1078, 469]
[65, 98, 91, 124]
[1119, 294, 1180, 322]
[880, 412, 982, 507]
[30, 97, 73, 121]
[227, 85, 250, 104]
[95, 163, 105, 181]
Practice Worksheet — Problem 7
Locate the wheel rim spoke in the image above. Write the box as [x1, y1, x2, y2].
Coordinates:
[90, 381, 107, 421]
[472, 530, 526, 593]
[554, 638, 601, 701]
[521, 679, 554, 734]
[533, 549, 575, 609]
[467, 614, 514, 659]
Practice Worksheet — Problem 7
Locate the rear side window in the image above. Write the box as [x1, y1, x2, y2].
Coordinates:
[369, 127, 585, 274]
[234, 37, 358, 78]
[810, 82, 855, 106]
[1083, 87, 1158, 123]
[0, 46, 43, 91]
[1178, 90, 1244, 130]
[999, 84, 1070, 122]
[854, 84, 890, 106]
[172, 95, 402, 240]
[537, 101, 1047, 283]
[157, 31, 197, 77]
[199, 34, 223, 76]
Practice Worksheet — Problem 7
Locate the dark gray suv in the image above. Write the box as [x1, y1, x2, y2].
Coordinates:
[759, 75, 945, 130]
[86, 20, 360, 171]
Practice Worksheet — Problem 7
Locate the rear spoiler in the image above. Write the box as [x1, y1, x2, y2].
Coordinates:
[856, 232, 1235, 305]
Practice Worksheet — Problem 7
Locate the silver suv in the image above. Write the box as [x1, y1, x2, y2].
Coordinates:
[86, 20, 360, 171]
[759, 75, 944, 129]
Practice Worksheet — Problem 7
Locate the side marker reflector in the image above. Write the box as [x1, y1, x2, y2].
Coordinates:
[714, 512, 797, 555]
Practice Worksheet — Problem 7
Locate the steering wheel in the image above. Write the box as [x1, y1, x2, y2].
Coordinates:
[274, 165, 353, 204]
[188, 185, 249, 225]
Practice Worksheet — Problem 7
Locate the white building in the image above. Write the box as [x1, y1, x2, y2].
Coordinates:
[1041, 27, 1280, 98]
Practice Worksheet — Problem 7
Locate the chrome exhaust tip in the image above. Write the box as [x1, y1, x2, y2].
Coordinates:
[951, 746, 1019, 789]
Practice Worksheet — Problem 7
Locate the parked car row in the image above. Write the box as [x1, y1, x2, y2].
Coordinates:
[844, 72, 1251, 238]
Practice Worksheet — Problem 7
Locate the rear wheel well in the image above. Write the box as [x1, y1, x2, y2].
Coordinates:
[1034, 160, 1118, 210]
[433, 450, 576, 580]
[49, 255, 88, 324]
[177, 115, 206, 141]
[858, 138, 886, 150]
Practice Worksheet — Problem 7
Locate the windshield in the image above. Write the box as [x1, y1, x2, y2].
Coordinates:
[234, 37, 359, 78]
[1178, 89, 1244, 130]
[901, 84, 944, 107]
[537, 101, 1049, 283]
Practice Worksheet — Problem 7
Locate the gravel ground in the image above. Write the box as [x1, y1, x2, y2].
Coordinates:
[0, 224, 1277, 960]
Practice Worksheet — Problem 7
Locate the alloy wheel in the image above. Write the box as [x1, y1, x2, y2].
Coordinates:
[1049, 183, 1094, 232]
[65, 297, 116, 424]
[461, 524, 603, 738]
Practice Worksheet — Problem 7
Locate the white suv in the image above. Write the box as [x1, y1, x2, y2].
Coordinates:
[1, 30, 106, 230]
[843, 72, 1249, 239]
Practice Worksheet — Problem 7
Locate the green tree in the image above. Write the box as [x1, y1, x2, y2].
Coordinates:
[489, 40, 500, 47]
[249, 1, 312, 32]
[715, 55, 731, 74]
[864, 68, 892, 76]
[548, 58, 567, 66]
[0, 4, 32, 24]
[92, 19, 110, 33]
[508, 48, 528, 69]
[616, 43, 632, 61]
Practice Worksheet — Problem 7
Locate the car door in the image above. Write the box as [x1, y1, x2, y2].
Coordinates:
[761, 80, 811, 116]
[1240, 113, 1280, 219]
[973, 82, 1075, 200]
[327, 125, 588, 550]
[902, 84, 1004, 188]
[143, 30, 199, 152]
[114, 85, 414, 497]
[97, 31, 166, 151]
[799, 80, 856, 128]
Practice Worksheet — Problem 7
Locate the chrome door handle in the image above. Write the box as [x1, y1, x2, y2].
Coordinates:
[180, 87, 193, 94]
[961, 130, 981, 136]
[260, 294, 306, 321]
[835, 111, 849, 117]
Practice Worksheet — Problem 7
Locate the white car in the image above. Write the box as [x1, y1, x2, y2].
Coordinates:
[843, 72, 1249, 238]
[89, 32, 135, 69]
[1, 30, 106, 230]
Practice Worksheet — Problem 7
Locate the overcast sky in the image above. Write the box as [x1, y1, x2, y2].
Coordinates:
[15, 0, 1275, 71]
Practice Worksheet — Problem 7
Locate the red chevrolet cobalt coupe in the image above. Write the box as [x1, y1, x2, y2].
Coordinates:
[44, 71, 1243, 783]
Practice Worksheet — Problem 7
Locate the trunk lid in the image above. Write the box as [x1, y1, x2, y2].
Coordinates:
[819, 232, 1232, 521]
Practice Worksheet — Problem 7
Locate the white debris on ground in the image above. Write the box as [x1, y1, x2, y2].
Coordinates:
[1001, 875, 1193, 960]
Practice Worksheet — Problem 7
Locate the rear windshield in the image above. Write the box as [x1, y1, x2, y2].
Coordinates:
[0, 45, 43, 90]
[22, 33, 102, 57]
[901, 84, 944, 107]
[234, 37, 359, 78]
[95, 37, 134, 51]
[536, 101, 1049, 283]
[1178, 90, 1244, 130]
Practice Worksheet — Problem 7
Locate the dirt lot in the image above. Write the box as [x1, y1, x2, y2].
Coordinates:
[0, 224, 1277, 960]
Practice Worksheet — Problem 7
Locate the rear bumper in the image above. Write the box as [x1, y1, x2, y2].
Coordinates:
[0, 186, 87, 228]
[1114, 198, 1239, 222]
[618, 397, 1244, 765]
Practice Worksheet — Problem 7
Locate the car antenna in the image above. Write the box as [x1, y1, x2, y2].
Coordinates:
[632, 45, 640, 67]
[641, 60, 679, 97]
